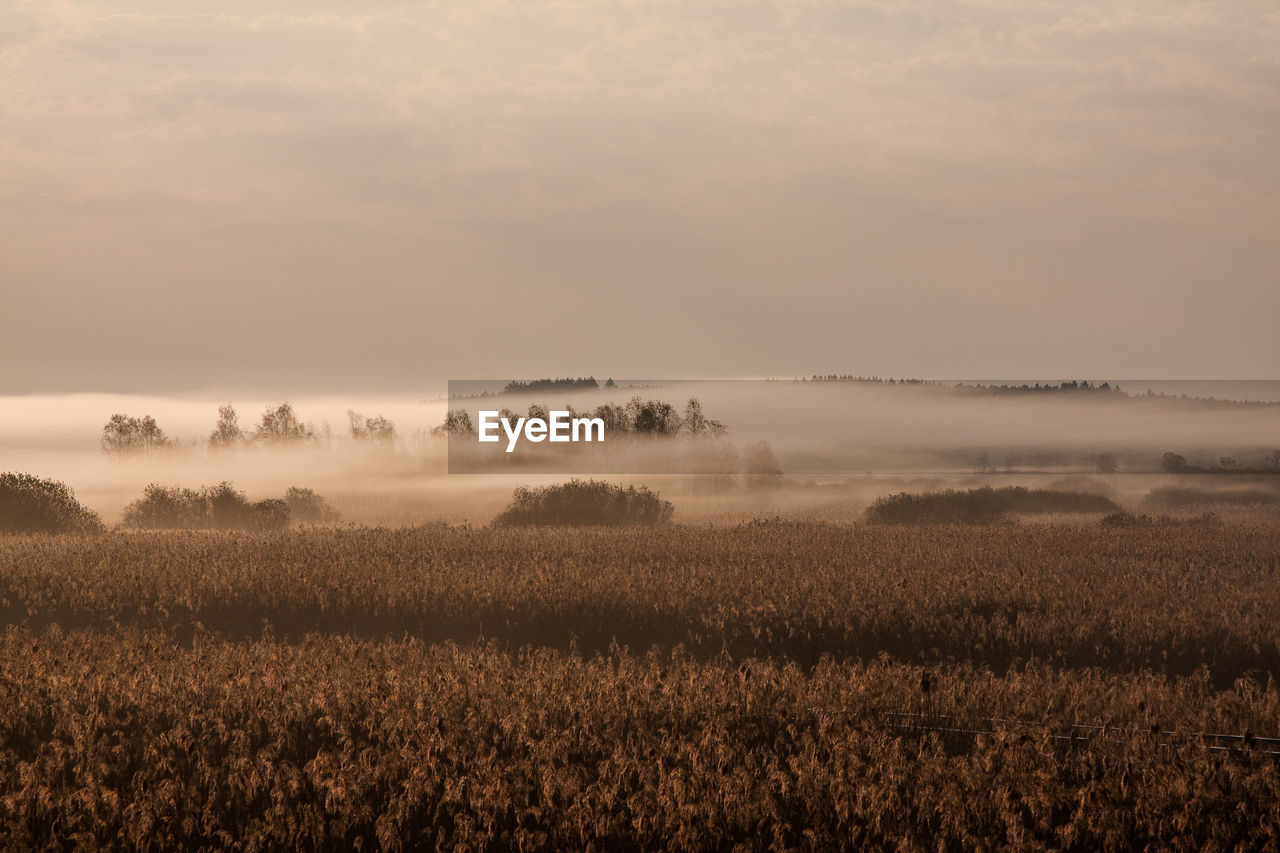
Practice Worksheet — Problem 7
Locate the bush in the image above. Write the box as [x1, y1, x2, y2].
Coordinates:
[1144, 486, 1280, 510]
[0, 473, 104, 534]
[1101, 511, 1222, 528]
[122, 483, 290, 531]
[864, 486, 1121, 525]
[1100, 512, 1152, 528]
[249, 499, 291, 531]
[493, 479, 674, 527]
[285, 487, 340, 523]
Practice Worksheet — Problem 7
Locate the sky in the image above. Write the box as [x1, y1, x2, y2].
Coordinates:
[2, 0, 1277, 395]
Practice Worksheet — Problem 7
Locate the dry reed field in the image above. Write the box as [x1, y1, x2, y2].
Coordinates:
[1, 522, 1278, 849]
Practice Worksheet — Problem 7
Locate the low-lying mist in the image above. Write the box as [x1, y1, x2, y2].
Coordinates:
[2, 384, 1277, 526]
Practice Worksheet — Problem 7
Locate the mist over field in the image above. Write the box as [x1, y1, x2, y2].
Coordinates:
[3, 381, 1277, 525]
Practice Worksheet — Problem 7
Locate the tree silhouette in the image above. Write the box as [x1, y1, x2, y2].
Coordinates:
[682, 398, 727, 438]
[101, 414, 172, 456]
[442, 409, 475, 436]
[209, 403, 243, 449]
[348, 410, 396, 445]
[254, 403, 315, 445]
[744, 440, 783, 487]
[627, 397, 680, 436]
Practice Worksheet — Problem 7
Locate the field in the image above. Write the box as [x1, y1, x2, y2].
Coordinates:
[2, 521, 1278, 849]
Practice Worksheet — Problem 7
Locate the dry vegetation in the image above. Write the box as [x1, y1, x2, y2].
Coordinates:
[863, 486, 1121, 524]
[3, 631, 1277, 850]
[0, 521, 1278, 847]
[492, 480, 673, 527]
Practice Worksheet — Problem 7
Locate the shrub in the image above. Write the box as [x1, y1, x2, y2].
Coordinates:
[1100, 512, 1151, 528]
[864, 486, 1121, 525]
[1144, 486, 1280, 510]
[122, 483, 290, 531]
[1101, 511, 1222, 528]
[285, 487, 340, 523]
[249, 499, 291, 531]
[493, 479, 674, 527]
[0, 473, 104, 534]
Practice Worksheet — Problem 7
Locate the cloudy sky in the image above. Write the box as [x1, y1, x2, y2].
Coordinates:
[2, 0, 1277, 394]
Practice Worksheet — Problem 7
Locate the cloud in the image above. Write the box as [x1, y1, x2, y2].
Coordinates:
[0, 0, 1276, 390]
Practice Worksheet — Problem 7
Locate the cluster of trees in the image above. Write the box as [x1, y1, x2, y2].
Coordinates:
[100, 415, 173, 454]
[347, 411, 395, 445]
[102, 403, 397, 455]
[502, 377, 611, 394]
[1161, 451, 1280, 475]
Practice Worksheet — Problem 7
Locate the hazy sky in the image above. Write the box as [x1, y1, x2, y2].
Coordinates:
[2, 1, 1277, 394]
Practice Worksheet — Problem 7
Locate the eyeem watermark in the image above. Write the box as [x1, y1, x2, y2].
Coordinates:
[447, 378, 740, 474]
[478, 410, 605, 452]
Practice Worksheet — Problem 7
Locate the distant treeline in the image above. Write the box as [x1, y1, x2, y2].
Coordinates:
[1161, 451, 1280, 475]
[800, 376, 1113, 392]
[949, 380, 1278, 407]
[502, 377, 613, 394]
[804, 376, 939, 385]
[954, 380, 1119, 395]
[805, 376, 1278, 406]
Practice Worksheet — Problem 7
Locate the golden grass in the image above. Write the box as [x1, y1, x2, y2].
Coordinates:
[1, 522, 1277, 847]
